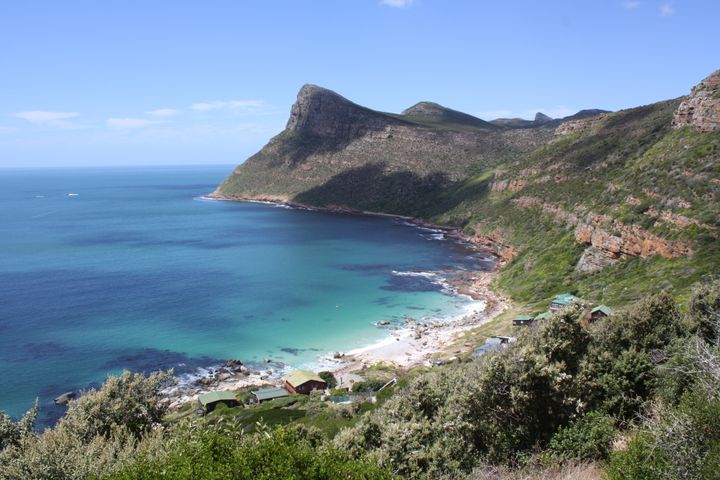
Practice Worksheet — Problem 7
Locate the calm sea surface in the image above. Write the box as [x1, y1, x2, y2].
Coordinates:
[0, 166, 491, 425]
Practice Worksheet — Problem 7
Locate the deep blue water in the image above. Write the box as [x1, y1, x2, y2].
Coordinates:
[0, 166, 491, 425]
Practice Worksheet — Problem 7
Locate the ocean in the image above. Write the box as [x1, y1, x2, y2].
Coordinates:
[0, 165, 492, 426]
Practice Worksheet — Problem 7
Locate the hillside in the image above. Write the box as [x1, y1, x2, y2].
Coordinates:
[214, 70, 720, 307]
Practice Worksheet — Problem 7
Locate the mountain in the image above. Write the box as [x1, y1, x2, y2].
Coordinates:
[490, 109, 610, 129]
[400, 101, 498, 129]
[214, 71, 720, 306]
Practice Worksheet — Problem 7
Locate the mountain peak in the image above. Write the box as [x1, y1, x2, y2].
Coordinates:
[534, 112, 553, 123]
[401, 101, 496, 129]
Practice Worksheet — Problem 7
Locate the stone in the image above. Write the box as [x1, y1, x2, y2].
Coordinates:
[672, 70, 720, 132]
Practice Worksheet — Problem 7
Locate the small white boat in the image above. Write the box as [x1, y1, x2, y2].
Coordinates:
[66, 193, 79, 197]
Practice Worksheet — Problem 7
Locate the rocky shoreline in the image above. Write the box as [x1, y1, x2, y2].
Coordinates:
[161, 194, 507, 409]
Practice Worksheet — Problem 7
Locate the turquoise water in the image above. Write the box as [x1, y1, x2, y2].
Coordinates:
[0, 166, 491, 425]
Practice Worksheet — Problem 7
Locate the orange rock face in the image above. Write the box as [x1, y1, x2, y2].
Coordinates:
[510, 197, 694, 260]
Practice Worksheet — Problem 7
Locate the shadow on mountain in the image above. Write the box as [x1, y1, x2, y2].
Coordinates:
[293, 162, 491, 219]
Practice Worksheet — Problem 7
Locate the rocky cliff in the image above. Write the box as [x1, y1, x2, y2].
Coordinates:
[672, 70, 720, 132]
[214, 70, 720, 305]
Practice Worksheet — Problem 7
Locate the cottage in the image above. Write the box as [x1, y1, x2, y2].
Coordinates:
[512, 314, 534, 326]
[283, 370, 327, 394]
[197, 391, 239, 414]
[251, 387, 289, 403]
[590, 305, 612, 321]
[549, 293, 580, 312]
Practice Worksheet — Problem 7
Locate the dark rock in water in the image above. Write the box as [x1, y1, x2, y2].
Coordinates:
[54, 391, 76, 405]
[224, 359, 244, 370]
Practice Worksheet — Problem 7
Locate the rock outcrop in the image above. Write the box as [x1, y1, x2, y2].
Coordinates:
[511, 196, 694, 261]
[554, 113, 608, 136]
[672, 70, 720, 132]
[534, 112, 553, 124]
[286, 84, 406, 138]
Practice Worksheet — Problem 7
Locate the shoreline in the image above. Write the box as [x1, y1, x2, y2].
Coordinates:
[162, 193, 507, 409]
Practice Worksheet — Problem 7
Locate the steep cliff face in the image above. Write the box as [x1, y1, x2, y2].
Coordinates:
[285, 84, 408, 138]
[672, 70, 720, 132]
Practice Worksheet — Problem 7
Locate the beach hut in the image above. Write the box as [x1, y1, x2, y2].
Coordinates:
[251, 387, 289, 403]
[197, 391, 239, 414]
[590, 305, 612, 321]
[283, 370, 327, 394]
[512, 315, 534, 326]
[549, 293, 580, 312]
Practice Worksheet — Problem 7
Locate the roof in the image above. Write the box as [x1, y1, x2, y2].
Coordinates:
[513, 315, 534, 321]
[283, 370, 325, 388]
[552, 293, 579, 305]
[535, 311, 551, 320]
[251, 387, 289, 401]
[198, 390, 236, 406]
[591, 305, 612, 316]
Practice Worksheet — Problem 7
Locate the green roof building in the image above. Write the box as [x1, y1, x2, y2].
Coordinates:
[251, 387, 289, 403]
[550, 293, 580, 311]
[197, 390, 239, 414]
[591, 305, 612, 320]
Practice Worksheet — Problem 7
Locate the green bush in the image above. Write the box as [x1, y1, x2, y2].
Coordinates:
[101, 425, 393, 480]
[549, 412, 616, 461]
[604, 433, 668, 480]
[319, 371, 338, 389]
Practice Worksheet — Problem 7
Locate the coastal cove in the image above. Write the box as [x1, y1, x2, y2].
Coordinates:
[0, 165, 496, 426]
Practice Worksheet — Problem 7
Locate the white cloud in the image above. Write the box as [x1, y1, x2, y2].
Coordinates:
[623, 1, 640, 9]
[381, 0, 415, 7]
[660, 3, 674, 16]
[107, 117, 162, 129]
[11, 111, 80, 125]
[191, 100, 265, 111]
[145, 108, 180, 117]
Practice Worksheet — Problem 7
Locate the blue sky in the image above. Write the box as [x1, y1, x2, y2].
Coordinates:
[0, 0, 717, 167]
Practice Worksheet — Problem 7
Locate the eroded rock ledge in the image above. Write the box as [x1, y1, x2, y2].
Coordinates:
[510, 196, 694, 272]
[672, 70, 720, 132]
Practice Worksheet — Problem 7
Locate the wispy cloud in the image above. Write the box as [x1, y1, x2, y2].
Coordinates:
[622, 1, 640, 9]
[191, 100, 265, 112]
[380, 0, 415, 7]
[11, 111, 81, 128]
[107, 117, 162, 129]
[146, 108, 180, 117]
[660, 3, 674, 16]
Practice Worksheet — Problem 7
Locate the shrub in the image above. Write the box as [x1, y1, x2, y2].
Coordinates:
[687, 279, 720, 343]
[102, 425, 393, 480]
[604, 433, 667, 480]
[549, 412, 616, 461]
[318, 371, 338, 389]
[0, 400, 37, 451]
